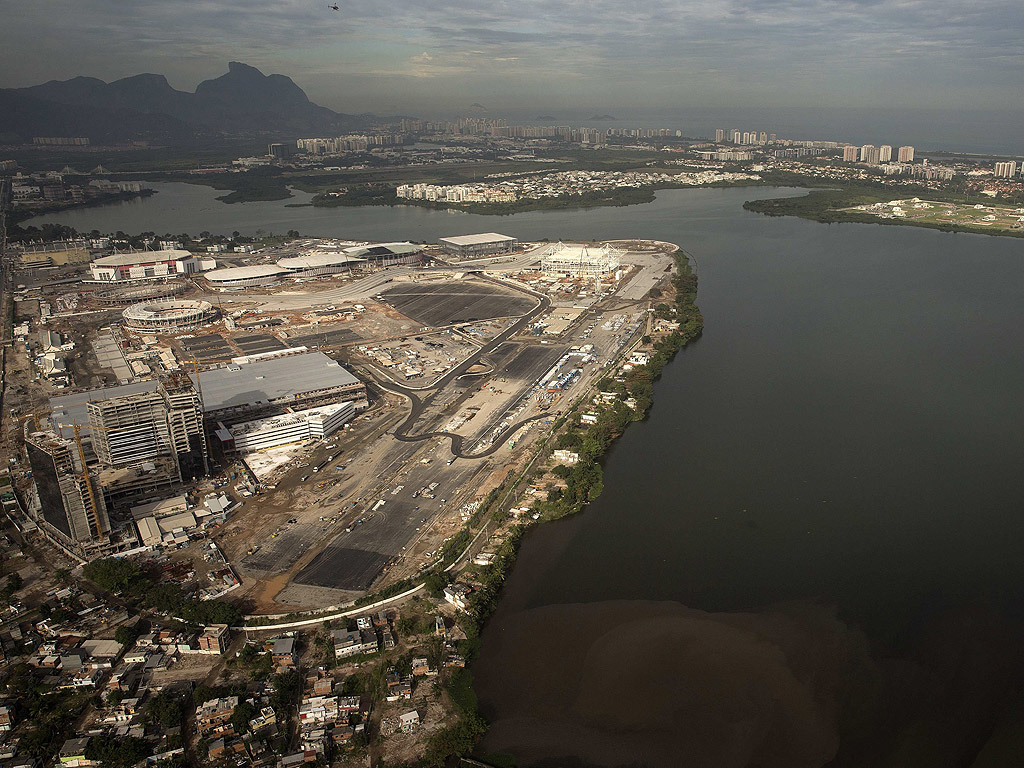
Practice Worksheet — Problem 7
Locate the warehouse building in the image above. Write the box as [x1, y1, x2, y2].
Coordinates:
[225, 401, 356, 453]
[438, 233, 517, 258]
[189, 350, 366, 421]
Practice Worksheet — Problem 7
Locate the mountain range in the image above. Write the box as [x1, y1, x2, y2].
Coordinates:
[0, 62, 373, 144]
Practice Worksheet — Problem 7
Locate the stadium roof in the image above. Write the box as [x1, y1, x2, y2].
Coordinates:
[205, 264, 287, 282]
[92, 250, 194, 267]
[343, 242, 420, 258]
[438, 233, 517, 246]
[277, 252, 365, 270]
[189, 351, 360, 413]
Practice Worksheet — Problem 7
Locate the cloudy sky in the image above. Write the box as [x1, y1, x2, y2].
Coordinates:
[3, 0, 1023, 117]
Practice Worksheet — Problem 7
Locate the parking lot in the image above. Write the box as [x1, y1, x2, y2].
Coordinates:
[380, 280, 537, 326]
[179, 333, 234, 363]
[293, 450, 484, 591]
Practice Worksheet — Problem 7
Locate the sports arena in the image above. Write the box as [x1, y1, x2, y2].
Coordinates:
[122, 300, 218, 333]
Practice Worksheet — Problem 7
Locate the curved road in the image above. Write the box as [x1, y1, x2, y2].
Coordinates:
[366, 276, 552, 458]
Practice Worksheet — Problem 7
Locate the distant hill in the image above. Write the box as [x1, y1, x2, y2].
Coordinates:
[0, 62, 373, 144]
[588, 114, 617, 121]
[537, 115, 556, 121]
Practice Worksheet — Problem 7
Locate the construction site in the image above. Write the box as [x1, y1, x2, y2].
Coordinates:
[1, 236, 679, 613]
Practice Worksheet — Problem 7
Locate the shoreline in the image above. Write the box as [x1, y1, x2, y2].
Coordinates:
[428, 249, 703, 765]
[743, 185, 1024, 239]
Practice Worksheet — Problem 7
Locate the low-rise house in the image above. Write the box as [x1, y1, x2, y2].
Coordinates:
[198, 624, 230, 655]
[298, 695, 338, 726]
[385, 672, 412, 702]
[249, 706, 277, 733]
[0, 705, 12, 732]
[336, 696, 361, 717]
[58, 738, 94, 768]
[196, 695, 237, 736]
[443, 583, 472, 611]
[278, 751, 317, 768]
[381, 627, 396, 650]
[399, 710, 420, 732]
[333, 629, 378, 659]
[207, 738, 245, 760]
[272, 637, 296, 668]
[411, 657, 434, 676]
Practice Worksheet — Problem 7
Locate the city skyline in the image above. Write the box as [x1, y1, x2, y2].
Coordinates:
[2, 0, 1023, 119]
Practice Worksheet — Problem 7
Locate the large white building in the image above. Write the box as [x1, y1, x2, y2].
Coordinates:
[205, 264, 288, 287]
[438, 233, 518, 258]
[277, 251, 365, 277]
[88, 250, 214, 283]
[540, 242, 623, 278]
[897, 145, 915, 162]
[227, 402, 356, 452]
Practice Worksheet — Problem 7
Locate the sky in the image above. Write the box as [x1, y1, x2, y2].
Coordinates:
[3, 0, 1024, 120]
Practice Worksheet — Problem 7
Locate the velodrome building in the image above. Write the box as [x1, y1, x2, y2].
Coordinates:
[204, 264, 288, 287]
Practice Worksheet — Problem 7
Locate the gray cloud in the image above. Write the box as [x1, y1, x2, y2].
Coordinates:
[1, 0, 1022, 114]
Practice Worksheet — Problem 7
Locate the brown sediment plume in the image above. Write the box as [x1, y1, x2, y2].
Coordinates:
[476, 599, 872, 768]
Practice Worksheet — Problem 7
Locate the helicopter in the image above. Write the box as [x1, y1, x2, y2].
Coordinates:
[328, 3, 339, 9]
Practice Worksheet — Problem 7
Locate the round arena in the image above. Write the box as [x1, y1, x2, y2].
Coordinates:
[122, 300, 217, 333]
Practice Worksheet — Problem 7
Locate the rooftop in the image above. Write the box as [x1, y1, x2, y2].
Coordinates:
[92, 250, 194, 267]
[229, 402, 354, 437]
[189, 351, 360, 413]
[439, 233, 517, 246]
[277, 252, 365, 270]
[205, 264, 287, 282]
[50, 381, 161, 438]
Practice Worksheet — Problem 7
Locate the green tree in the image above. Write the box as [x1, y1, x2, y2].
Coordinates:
[114, 624, 140, 647]
[424, 571, 451, 598]
[82, 558, 141, 594]
[85, 735, 151, 768]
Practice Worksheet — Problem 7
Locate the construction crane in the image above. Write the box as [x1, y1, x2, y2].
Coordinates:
[72, 423, 105, 540]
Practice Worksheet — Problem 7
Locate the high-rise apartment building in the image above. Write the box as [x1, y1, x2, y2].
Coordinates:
[860, 145, 880, 164]
[879, 145, 893, 163]
[758, 132, 768, 144]
[730, 129, 741, 144]
[715, 129, 725, 143]
[897, 146, 915, 162]
[26, 432, 110, 544]
[843, 146, 859, 162]
[994, 161, 1018, 178]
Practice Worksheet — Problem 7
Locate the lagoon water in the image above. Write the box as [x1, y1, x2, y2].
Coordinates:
[32, 185, 1024, 766]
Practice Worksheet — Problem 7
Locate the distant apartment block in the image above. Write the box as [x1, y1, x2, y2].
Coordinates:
[879, 145, 893, 163]
[994, 161, 1018, 178]
[843, 146, 859, 162]
[897, 145, 915, 162]
[860, 145, 881, 164]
